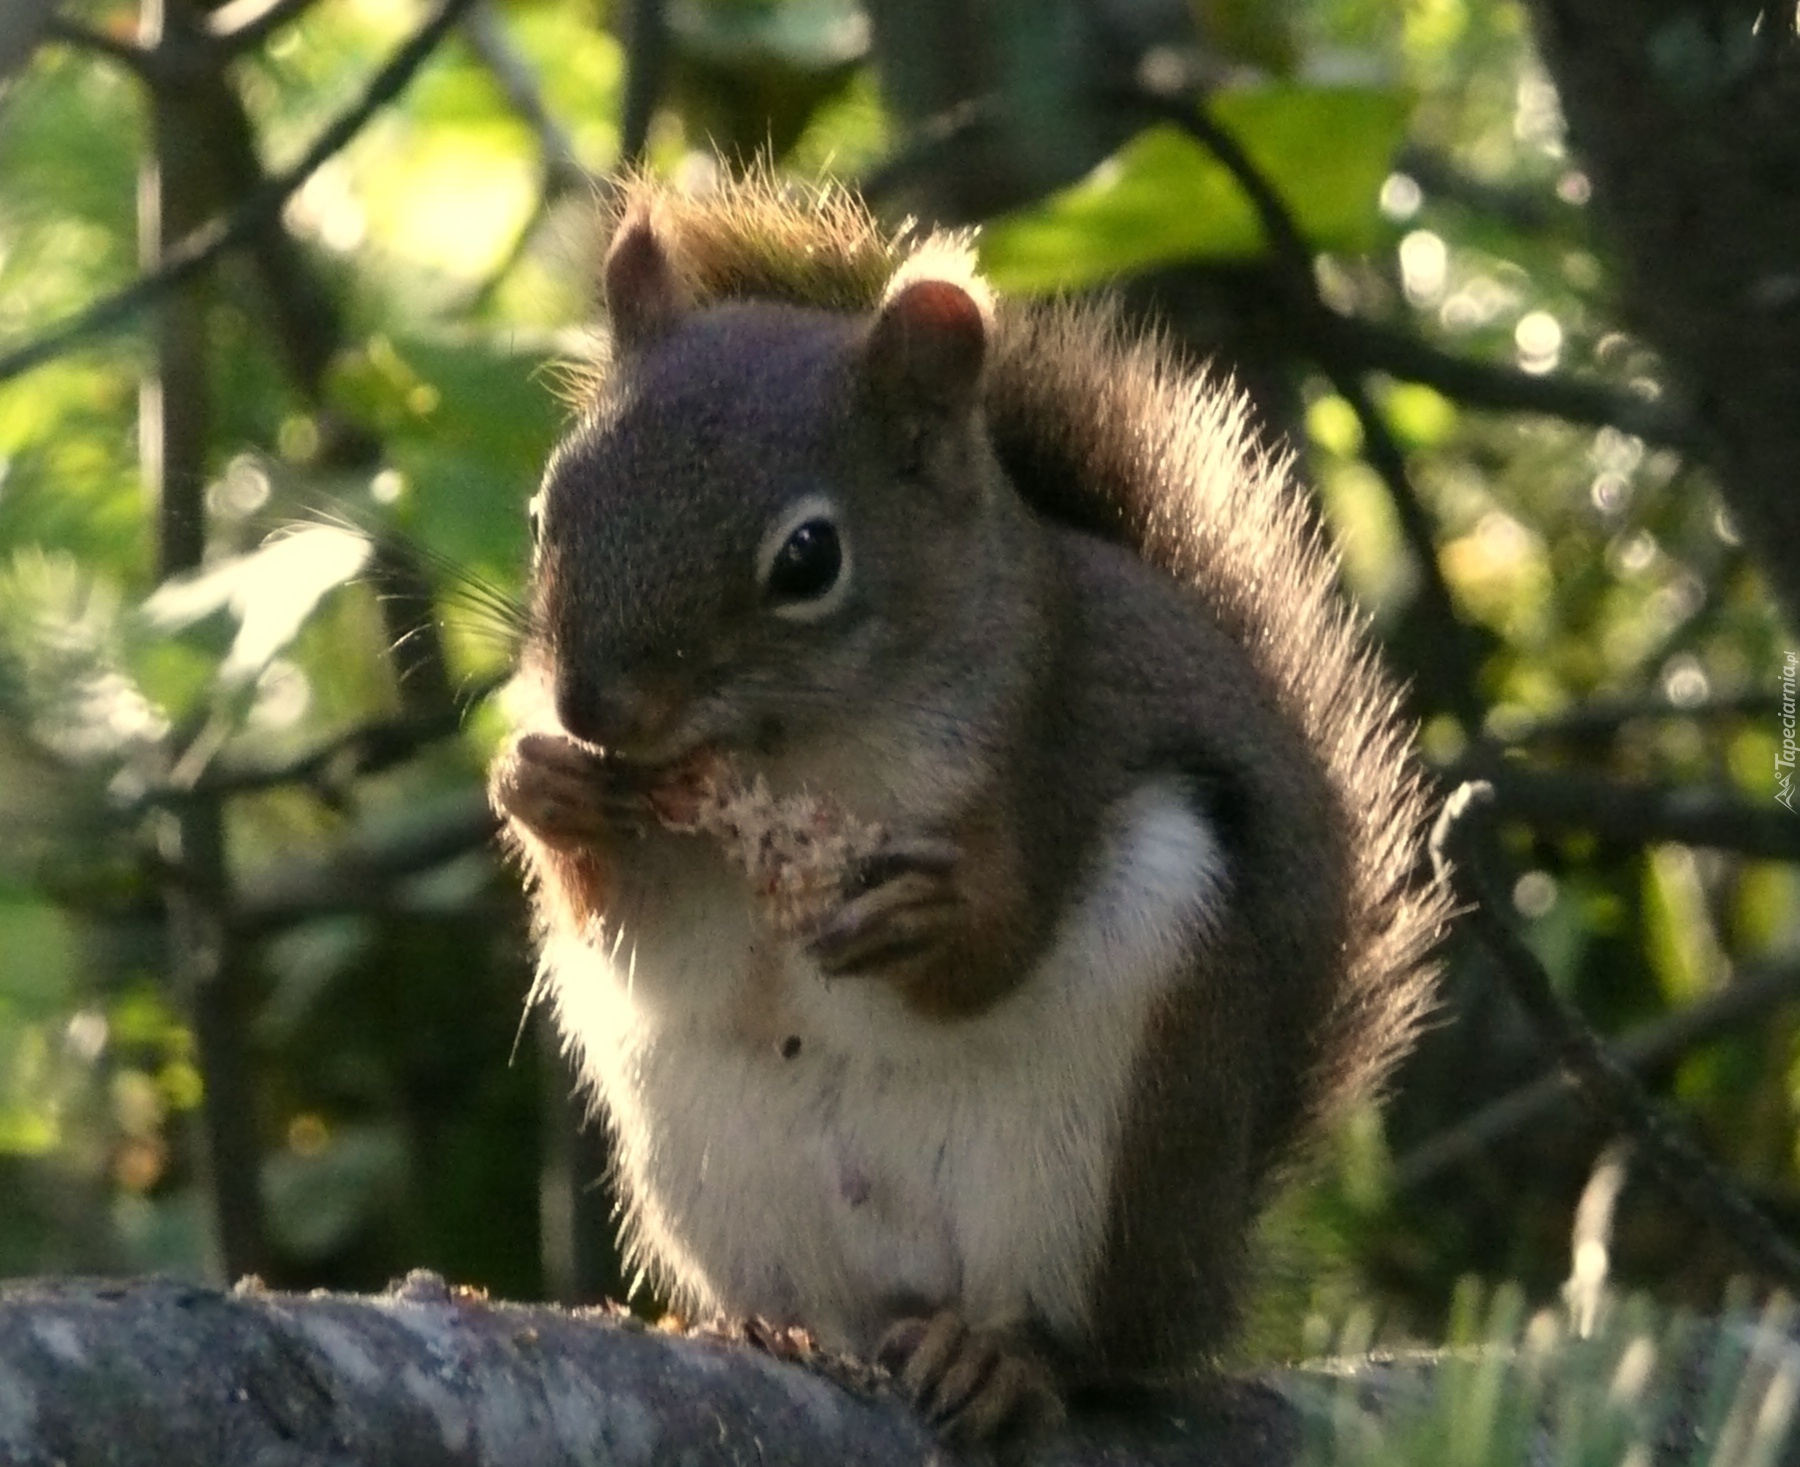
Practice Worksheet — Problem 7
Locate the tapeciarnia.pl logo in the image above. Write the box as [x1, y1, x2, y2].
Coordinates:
[1779, 650, 1797, 812]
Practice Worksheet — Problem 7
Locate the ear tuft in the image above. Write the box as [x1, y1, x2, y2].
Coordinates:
[864, 277, 990, 419]
[603, 211, 689, 348]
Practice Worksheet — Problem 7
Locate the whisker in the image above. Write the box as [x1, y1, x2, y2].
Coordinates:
[510, 961, 552, 1067]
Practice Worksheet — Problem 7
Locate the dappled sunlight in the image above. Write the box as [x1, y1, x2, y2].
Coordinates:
[1441, 509, 1552, 640]
[141, 525, 371, 689]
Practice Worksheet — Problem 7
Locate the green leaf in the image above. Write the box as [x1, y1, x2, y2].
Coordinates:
[979, 85, 1412, 294]
[375, 336, 559, 581]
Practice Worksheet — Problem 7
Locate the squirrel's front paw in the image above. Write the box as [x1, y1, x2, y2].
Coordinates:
[489, 732, 650, 846]
[877, 1310, 1064, 1446]
[806, 836, 962, 977]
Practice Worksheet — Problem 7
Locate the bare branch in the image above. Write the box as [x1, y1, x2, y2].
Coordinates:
[452, 0, 595, 308]
[1396, 958, 1800, 1189]
[1458, 759, 1800, 860]
[231, 789, 498, 936]
[0, 1273, 1311, 1467]
[1395, 144, 1585, 237]
[1482, 690, 1779, 749]
[1314, 313, 1695, 449]
[132, 689, 495, 812]
[1327, 368, 1487, 730]
[618, 0, 669, 164]
[462, 0, 586, 189]
[1431, 782, 1800, 1291]
[0, 0, 481, 387]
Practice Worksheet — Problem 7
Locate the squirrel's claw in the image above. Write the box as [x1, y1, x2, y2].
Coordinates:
[490, 732, 651, 844]
[807, 837, 962, 976]
[876, 1309, 1063, 1446]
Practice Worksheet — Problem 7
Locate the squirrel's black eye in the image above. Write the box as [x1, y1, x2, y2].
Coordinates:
[765, 518, 842, 604]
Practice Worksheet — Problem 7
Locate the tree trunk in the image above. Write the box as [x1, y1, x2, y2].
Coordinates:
[1523, 0, 1800, 630]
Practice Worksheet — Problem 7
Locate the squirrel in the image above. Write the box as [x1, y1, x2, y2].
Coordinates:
[488, 170, 1450, 1443]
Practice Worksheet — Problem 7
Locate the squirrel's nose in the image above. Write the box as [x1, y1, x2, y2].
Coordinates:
[555, 667, 690, 759]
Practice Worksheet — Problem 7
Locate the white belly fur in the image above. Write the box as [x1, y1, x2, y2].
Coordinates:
[542, 778, 1226, 1356]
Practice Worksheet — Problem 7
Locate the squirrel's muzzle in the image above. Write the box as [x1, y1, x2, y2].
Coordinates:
[555, 664, 692, 763]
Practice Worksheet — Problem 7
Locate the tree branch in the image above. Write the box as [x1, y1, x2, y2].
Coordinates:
[1394, 144, 1586, 237]
[618, 0, 669, 165]
[140, 0, 269, 1283]
[0, 0, 480, 387]
[1431, 782, 1800, 1291]
[462, 0, 585, 189]
[1396, 958, 1800, 1189]
[230, 789, 498, 936]
[1314, 313, 1695, 448]
[1142, 89, 1488, 729]
[1483, 690, 1779, 748]
[1457, 758, 1800, 860]
[454, 0, 594, 308]
[132, 691, 493, 812]
[0, 1273, 1303, 1467]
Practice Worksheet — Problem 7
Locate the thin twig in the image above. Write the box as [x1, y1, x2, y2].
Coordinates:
[1395, 144, 1586, 238]
[1457, 759, 1800, 859]
[859, 98, 1000, 206]
[1396, 958, 1800, 1189]
[1315, 313, 1694, 449]
[130, 686, 497, 813]
[1479, 690, 1779, 748]
[0, 0, 480, 386]
[1431, 781, 1800, 1291]
[1329, 367, 1487, 729]
[462, 0, 585, 188]
[232, 790, 499, 936]
[454, 0, 595, 310]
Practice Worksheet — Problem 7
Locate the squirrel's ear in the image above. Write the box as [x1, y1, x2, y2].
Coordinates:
[603, 213, 688, 348]
[863, 277, 989, 423]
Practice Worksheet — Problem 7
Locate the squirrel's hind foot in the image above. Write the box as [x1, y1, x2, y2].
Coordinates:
[876, 1309, 1064, 1447]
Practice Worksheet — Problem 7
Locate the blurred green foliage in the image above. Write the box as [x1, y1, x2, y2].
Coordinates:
[1298, 1282, 1800, 1467]
[0, 0, 1795, 1374]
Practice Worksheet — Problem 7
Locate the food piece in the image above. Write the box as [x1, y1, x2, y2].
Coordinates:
[648, 750, 887, 936]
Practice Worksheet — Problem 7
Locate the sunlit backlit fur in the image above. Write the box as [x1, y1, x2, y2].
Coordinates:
[492, 168, 1451, 1413]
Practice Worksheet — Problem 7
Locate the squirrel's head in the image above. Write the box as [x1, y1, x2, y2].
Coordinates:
[523, 208, 1017, 768]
